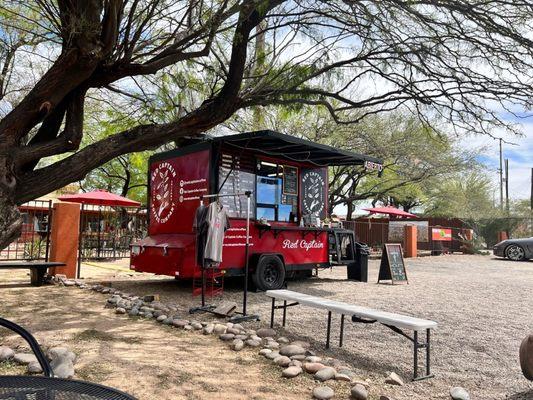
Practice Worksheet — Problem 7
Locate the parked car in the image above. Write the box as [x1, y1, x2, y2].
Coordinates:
[493, 238, 533, 261]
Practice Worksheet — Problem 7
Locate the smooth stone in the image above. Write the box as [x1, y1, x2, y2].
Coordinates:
[290, 340, 310, 349]
[156, 315, 167, 322]
[282, 366, 302, 378]
[232, 324, 244, 331]
[48, 347, 76, 363]
[219, 333, 235, 341]
[144, 312, 153, 319]
[290, 354, 306, 361]
[232, 339, 244, 351]
[274, 355, 291, 367]
[172, 319, 189, 328]
[264, 341, 279, 349]
[259, 348, 273, 357]
[385, 372, 404, 386]
[0, 346, 15, 361]
[115, 307, 126, 314]
[226, 322, 234, 329]
[278, 336, 290, 344]
[351, 384, 368, 400]
[202, 324, 214, 335]
[314, 367, 336, 382]
[304, 362, 327, 374]
[265, 351, 280, 360]
[227, 328, 241, 335]
[213, 324, 227, 334]
[163, 317, 173, 325]
[153, 310, 164, 318]
[306, 356, 322, 363]
[50, 357, 75, 379]
[27, 361, 43, 374]
[128, 308, 139, 316]
[183, 325, 193, 330]
[256, 328, 277, 338]
[235, 335, 248, 341]
[450, 387, 470, 400]
[379, 396, 394, 400]
[245, 339, 262, 348]
[191, 322, 203, 330]
[313, 386, 334, 400]
[279, 344, 306, 357]
[13, 353, 38, 365]
[290, 360, 302, 368]
[335, 373, 351, 382]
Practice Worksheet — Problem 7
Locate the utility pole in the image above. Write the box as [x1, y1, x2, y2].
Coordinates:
[505, 158, 510, 215]
[499, 138, 504, 210]
[531, 168, 533, 211]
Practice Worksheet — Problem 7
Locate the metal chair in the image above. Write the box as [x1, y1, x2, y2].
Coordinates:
[0, 317, 52, 376]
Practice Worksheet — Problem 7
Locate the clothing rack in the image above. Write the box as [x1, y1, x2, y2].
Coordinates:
[190, 191, 259, 323]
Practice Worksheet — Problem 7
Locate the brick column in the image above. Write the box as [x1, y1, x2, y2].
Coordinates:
[404, 224, 417, 258]
[49, 202, 81, 278]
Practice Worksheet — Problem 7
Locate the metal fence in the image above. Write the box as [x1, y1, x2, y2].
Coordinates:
[0, 200, 52, 261]
[343, 217, 472, 255]
[78, 205, 147, 260]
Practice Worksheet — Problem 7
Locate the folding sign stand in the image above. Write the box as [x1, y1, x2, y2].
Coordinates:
[189, 191, 259, 323]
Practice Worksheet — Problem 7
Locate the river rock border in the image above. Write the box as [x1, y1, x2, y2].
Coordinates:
[64, 280, 469, 400]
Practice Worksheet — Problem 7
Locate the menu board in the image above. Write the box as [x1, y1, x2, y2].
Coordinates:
[218, 167, 255, 218]
[300, 168, 327, 219]
[377, 244, 409, 285]
[283, 166, 298, 195]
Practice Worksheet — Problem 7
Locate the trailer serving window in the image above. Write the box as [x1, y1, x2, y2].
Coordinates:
[256, 161, 298, 222]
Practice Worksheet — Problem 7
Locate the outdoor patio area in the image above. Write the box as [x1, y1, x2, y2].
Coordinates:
[1, 254, 532, 399]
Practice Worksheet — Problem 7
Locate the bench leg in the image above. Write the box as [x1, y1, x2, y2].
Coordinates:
[339, 314, 345, 347]
[413, 328, 433, 381]
[30, 268, 46, 287]
[326, 311, 332, 349]
[270, 298, 275, 328]
[282, 300, 287, 327]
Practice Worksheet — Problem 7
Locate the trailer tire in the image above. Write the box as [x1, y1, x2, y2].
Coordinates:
[252, 255, 285, 291]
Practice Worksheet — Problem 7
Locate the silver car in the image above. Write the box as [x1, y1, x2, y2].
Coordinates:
[493, 238, 533, 261]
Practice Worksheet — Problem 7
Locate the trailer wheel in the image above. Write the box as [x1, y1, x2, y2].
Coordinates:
[252, 255, 285, 291]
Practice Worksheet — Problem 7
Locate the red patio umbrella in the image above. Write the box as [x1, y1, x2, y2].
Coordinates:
[58, 189, 141, 207]
[362, 206, 417, 218]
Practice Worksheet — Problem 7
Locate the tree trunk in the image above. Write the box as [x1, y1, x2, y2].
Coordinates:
[346, 201, 354, 221]
[0, 156, 22, 249]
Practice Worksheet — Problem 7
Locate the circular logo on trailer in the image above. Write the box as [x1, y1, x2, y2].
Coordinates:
[302, 171, 326, 215]
[151, 162, 177, 224]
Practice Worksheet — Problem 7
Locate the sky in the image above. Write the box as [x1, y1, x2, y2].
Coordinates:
[459, 116, 533, 202]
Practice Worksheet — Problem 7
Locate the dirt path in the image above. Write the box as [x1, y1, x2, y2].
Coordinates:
[2, 255, 533, 399]
[0, 282, 316, 400]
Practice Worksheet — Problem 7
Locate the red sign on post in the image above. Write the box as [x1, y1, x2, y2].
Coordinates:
[432, 228, 452, 241]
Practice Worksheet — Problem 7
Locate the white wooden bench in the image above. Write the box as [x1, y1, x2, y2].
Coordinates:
[265, 289, 437, 381]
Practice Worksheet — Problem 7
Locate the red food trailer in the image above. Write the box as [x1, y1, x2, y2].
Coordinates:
[130, 130, 382, 290]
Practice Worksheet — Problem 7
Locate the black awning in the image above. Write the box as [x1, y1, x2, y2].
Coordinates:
[208, 130, 382, 167]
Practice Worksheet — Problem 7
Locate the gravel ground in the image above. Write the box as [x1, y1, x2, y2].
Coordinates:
[2, 255, 533, 399]
[78, 255, 533, 399]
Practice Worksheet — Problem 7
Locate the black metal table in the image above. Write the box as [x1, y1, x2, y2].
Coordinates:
[0, 376, 136, 399]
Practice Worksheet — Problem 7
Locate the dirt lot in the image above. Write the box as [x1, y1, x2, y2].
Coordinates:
[1, 255, 533, 399]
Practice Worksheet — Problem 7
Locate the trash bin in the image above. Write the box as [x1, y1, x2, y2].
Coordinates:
[347, 242, 370, 282]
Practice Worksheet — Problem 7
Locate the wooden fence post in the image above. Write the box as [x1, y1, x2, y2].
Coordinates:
[404, 224, 417, 258]
[49, 202, 81, 278]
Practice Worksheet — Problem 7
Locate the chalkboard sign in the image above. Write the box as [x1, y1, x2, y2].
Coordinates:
[377, 244, 409, 285]
[283, 166, 298, 195]
[300, 168, 327, 219]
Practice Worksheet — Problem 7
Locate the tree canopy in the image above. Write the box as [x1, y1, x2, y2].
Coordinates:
[2, 0, 533, 247]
